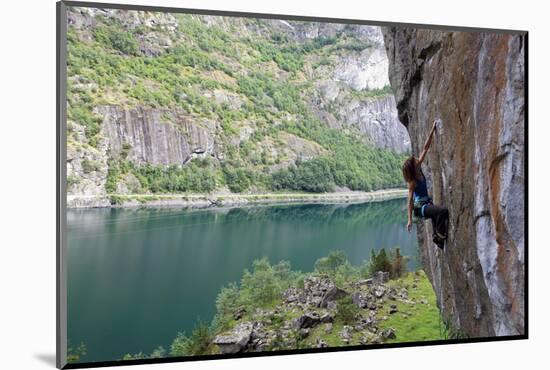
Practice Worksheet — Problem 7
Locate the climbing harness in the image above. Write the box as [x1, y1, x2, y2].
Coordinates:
[413, 196, 432, 219]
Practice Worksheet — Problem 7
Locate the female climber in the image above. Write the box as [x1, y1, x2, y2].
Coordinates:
[403, 120, 449, 249]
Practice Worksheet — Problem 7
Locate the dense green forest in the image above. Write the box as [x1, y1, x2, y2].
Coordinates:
[67, 12, 407, 194]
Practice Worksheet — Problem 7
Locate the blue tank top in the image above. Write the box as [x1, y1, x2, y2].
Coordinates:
[413, 172, 429, 202]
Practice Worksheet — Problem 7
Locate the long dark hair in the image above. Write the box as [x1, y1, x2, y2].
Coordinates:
[402, 156, 419, 184]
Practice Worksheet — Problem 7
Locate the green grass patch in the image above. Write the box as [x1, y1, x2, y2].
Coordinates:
[376, 271, 444, 343]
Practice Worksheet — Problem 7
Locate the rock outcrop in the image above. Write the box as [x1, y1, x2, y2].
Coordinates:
[339, 95, 411, 154]
[311, 81, 411, 153]
[382, 27, 525, 337]
[99, 106, 217, 166]
[212, 272, 424, 353]
[212, 322, 253, 354]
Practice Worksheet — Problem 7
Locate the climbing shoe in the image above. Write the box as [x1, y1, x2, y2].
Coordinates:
[433, 234, 445, 250]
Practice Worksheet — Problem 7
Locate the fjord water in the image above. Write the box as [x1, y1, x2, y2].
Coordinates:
[67, 199, 417, 362]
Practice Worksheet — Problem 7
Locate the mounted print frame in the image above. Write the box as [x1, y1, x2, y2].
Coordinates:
[57, 1, 528, 368]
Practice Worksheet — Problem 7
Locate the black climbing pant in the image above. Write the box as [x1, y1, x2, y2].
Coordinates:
[422, 204, 449, 239]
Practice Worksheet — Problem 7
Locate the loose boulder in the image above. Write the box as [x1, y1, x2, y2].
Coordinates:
[351, 292, 370, 309]
[320, 286, 349, 308]
[340, 326, 353, 343]
[372, 271, 389, 284]
[293, 311, 321, 329]
[381, 327, 396, 340]
[303, 276, 339, 307]
[213, 322, 253, 354]
[372, 285, 386, 299]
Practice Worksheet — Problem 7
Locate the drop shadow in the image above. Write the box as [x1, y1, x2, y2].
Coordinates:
[34, 353, 56, 367]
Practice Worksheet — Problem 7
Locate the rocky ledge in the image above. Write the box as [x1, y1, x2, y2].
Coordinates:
[212, 271, 438, 354]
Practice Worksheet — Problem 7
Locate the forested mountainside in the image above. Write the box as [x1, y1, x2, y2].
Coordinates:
[66, 7, 410, 198]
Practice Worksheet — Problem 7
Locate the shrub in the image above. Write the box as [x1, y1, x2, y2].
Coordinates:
[109, 30, 139, 55]
[390, 248, 407, 279]
[67, 343, 87, 363]
[314, 250, 347, 274]
[105, 159, 120, 193]
[93, 26, 139, 55]
[313, 251, 359, 286]
[442, 319, 469, 340]
[335, 40, 369, 52]
[240, 258, 282, 305]
[270, 157, 336, 193]
[105, 160, 218, 194]
[67, 174, 80, 188]
[335, 296, 359, 325]
[236, 73, 306, 115]
[109, 195, 125, 205]
[367, 248, 393, 276]
[120, 143, 132, 159]
[215, 282, 239, 319]
[170, 333, 191, 357]
[149, 346, 166, 359]
[169, 321, 212, 357]
[211, 259, 301, 333]
[67, 104, 102, 146]
[350, 85, 393, 99]
[272, 260, 292, 281]
[358, 247, 408, 280]
[312, 56, 332, 69]
[223, 167, 254, 193]
[121, 352, 145, 360]
[121, 346, 166, 360]
[81, 158, 100, 174]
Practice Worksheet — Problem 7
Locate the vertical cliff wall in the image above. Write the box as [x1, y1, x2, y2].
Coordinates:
[382, 28, 525, 337]
[99, 106, 217, 166]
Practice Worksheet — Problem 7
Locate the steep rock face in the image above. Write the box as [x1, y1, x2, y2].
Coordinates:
[383, 28, 525, 336]
[311, 82, 410, 153]
[99, 106, 217, 166]
[331, 47, 389, 91]
[66, 106, 218, 195]
[349, 95, 410, 152]
[229, 19, 408, 151]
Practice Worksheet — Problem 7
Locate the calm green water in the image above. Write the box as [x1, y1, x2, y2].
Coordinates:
[67, 199, 417, 362]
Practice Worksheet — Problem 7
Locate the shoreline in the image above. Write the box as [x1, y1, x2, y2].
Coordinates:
[67, 189, 408, 209]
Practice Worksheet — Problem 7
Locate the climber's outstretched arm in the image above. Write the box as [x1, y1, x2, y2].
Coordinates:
[417, 120, 438, 166]
[406, 182, 414, 233]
